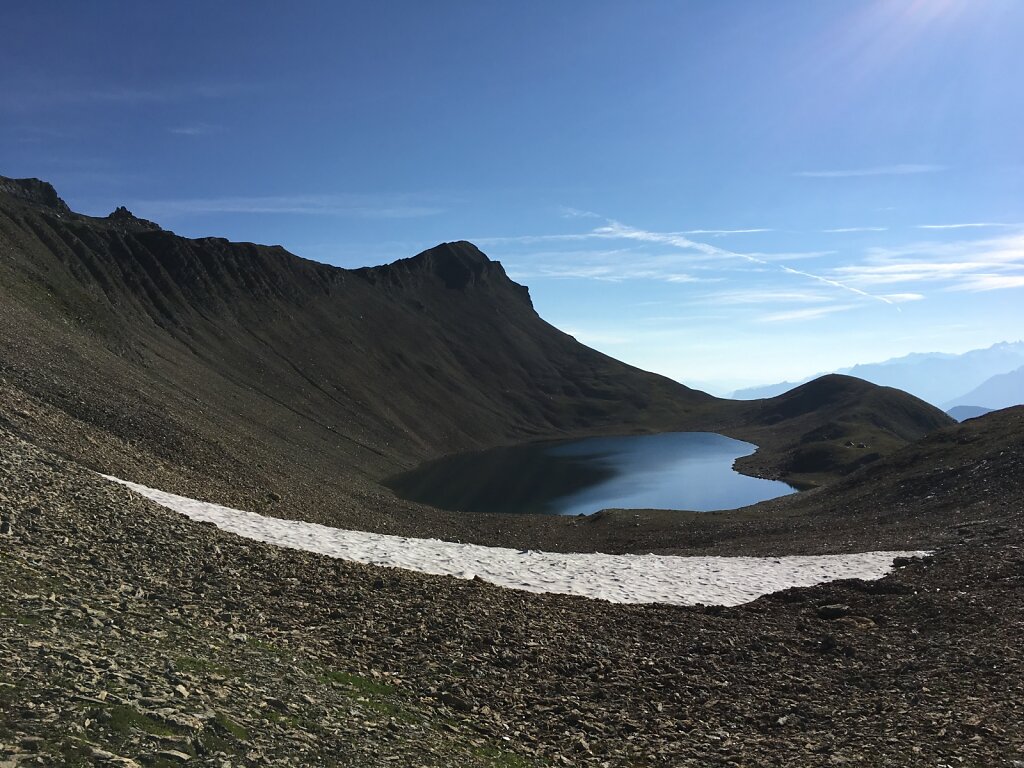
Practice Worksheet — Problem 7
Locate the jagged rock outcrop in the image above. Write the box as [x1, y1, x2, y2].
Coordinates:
[0, 176, 71, 215]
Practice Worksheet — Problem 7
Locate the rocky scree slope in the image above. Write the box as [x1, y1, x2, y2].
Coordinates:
[1, 408, 1023, 766]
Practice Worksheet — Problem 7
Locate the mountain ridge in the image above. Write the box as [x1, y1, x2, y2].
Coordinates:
[0, 173, 952, 549]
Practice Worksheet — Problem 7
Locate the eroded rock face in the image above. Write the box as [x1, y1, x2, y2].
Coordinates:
[0, 176, 71, 215]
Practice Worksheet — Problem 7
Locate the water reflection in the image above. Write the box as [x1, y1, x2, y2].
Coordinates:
[385, 432, 796, 516]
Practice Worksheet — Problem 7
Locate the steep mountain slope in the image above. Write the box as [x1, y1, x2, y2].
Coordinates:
[944, 364, 1024, 411]
[0, 175, 952, 542]
[0, 176, 707, 501]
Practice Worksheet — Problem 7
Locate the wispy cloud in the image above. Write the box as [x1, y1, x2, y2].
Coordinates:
[486, 218, 1023, 311]
[835, 261, 982, 285]
[557, 206, 600, 219]
[881, 292, 925, 303]
[822, 227, 889, 233]
[169, 123, 223, 136]
[1, 81, 255, 112]
[704, 289, 835, 306]
[795, 164, 944, 178]
[949, 274, 1024, 292]
[472, 233, 606, 246]
[473, 227, 773, 246]
[596, 221, 897, 307]
[745, 250, 836, 261]
[665, 274, 708, 283]
[507, 264, 621, 282]
[916, 222, 1019, 230]
[132, 194, 444, 219]
[681, 228, 772, 236]
[636, 314, 731, 325]
[490, 221, 894, 310]
[505, 247, 724, 284]
[834, 232, 1024, 293]
[758, 304, 859, 323]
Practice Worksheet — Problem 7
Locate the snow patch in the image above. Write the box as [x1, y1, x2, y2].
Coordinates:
[103, 475, 927, 607]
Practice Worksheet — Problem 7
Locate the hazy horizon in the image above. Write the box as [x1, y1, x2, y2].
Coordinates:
[3, 1, 1022, 393]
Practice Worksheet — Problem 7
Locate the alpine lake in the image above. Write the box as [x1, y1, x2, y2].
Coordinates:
[385, 432, 797, 516]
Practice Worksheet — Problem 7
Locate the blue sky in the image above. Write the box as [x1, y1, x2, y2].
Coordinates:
[3, 1, 1022, 394]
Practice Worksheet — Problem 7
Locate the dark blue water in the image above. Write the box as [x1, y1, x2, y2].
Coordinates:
[385, 432, 797, 516]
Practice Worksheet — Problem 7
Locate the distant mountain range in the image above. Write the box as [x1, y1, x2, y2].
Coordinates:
[946, 405, 993, 422]
[945, 365, 1024, 411]
[733, 342, 1024, 411]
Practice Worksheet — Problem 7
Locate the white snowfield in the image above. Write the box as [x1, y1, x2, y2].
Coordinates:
[104, 476, 928, 607]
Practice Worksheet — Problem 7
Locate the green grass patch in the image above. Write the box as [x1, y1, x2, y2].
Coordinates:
[471, 745, 538, 768]
[55, 740, 96, 768]
[322, 669, 395, 696]
[196, 731, 237, 758]
[173, 655, 232, 677]
[320, 668, 421, 724]
[212, 711, 250, 740]
[158, 712, 248, 761]
[0, 683, 18, 739]
[363, 696, 418, 723]
[263, 709, 315, 731]
[101, 704, 188, 739]
[244, 636, 285, 656]
[141, 757, 197, 768]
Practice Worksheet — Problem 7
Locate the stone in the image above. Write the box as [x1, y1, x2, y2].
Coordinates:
[835, 615, 876, 630]
[817, 604, 852, 620]
[439, 691, 473, 712]
[155, 750, 191, 763]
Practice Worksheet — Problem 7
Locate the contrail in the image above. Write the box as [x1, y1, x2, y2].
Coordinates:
[595, 221, 897, 308]
[779, 265, 893, 304]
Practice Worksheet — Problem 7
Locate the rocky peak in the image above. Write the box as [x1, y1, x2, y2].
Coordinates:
[0, 175, 72, 215]
[357, 241, 533, 307]
[109, 205, 136, 220]
[106, 205, 162, 232]
[408, 241, 493, 290]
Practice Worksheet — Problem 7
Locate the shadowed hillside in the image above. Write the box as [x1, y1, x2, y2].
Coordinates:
[0, 175, 952, 545]
[728, 374, 953, 485]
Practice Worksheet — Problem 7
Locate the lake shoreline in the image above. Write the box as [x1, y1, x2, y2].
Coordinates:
[386, 431, 797, 517]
